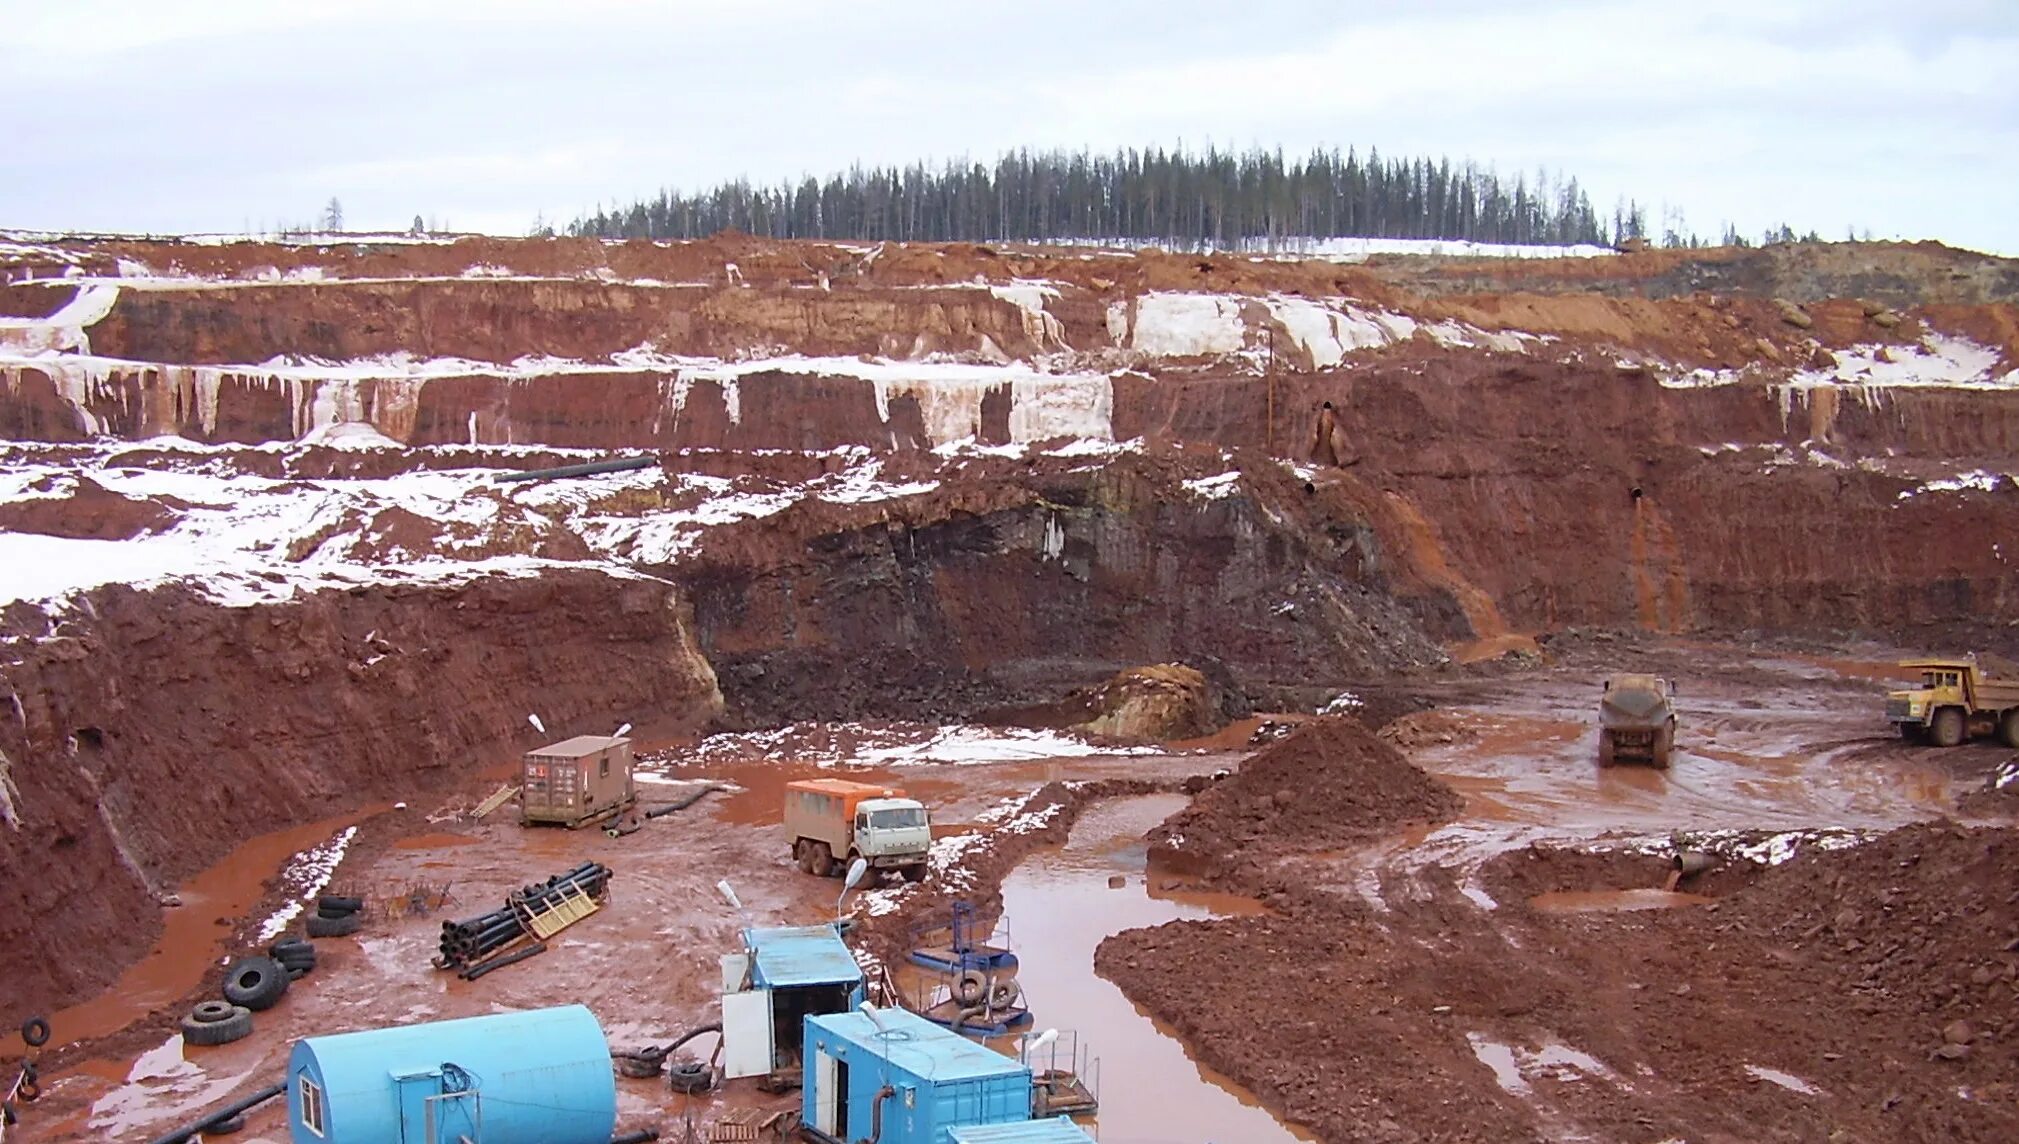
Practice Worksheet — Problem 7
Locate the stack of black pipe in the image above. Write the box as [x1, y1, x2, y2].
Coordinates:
[437, 861, 611, 970]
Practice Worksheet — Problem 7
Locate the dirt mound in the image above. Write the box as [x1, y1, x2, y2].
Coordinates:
[1102, 821, 2019, 1144]
[1147, 717, 1461, 882]
[0, 474, 178, 539]
[1721, 820, 2018, 1056]
[1073, 663, 1222, 741]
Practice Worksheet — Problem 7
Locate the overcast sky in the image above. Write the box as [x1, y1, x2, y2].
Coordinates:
[4, 0, 2014, 253]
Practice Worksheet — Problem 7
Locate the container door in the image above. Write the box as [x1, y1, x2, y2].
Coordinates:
[722, 988, 774, 1079]
[812, 1047, 839, 1135]
[394, 1072, 438, 1144]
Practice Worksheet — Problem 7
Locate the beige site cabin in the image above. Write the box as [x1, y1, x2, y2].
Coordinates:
[520, 734, 636, 828]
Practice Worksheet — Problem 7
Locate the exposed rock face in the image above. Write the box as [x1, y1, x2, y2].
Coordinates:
[1075, 664, 1221, 742]
[0, 571, 722, 1015]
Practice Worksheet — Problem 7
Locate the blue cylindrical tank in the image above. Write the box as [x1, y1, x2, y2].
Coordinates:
[285, 1004, 615, 1144]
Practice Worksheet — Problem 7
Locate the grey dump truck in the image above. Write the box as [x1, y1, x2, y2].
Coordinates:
[1598, 674, 1677, 768]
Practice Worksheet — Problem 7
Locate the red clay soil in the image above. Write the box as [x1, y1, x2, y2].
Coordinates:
[1099, 821, 2019, 1144]
[1145, 717, 1463, 886]
[0, 475, 179, 539]
[0, 570, 723, 1020]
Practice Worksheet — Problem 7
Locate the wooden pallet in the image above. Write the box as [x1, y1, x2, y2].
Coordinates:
[472, 783, 521, 819]
[708, 1107, 800, 1142]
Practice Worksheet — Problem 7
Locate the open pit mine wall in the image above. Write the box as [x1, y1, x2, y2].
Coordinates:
[0, 571, 723, 1017]
[675, 460, 1458, 726]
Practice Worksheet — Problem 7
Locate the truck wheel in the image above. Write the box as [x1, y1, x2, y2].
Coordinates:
[902, 863, 926, 884]
[1652, 724, 1674, 770]
[809, 842, 836, 877]
[1597, 732, 1616, 767]
[1930, 707, 1966, 748]
[1999, 709, 2019, 749]
[1899, 722, 1924, 743]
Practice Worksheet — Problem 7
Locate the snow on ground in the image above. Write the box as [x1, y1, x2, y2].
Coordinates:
[1663, 334, 2015, 392]
[1181, 471, 1242, 499]
[1896, 469, 2009, 500]
[254, 826, 359, 942]
[855, 725, 1159, 765]
[646, 723, 1157, 771]
[0, 446, 948, 607]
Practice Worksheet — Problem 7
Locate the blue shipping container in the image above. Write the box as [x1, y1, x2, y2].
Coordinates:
[285, 1004, 615, 1144]
[801, 1008, 1034, 1144]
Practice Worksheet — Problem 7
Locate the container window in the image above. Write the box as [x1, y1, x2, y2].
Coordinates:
[298, 1073, 326, 1137]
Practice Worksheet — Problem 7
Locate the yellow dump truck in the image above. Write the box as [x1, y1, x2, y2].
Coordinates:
[1886, 657, 2019, 747]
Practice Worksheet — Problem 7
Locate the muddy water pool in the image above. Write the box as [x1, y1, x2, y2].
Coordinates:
[993, 793, 1315, 1143]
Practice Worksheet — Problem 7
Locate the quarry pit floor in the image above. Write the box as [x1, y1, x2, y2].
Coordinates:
[7, 638, 2013, 1143]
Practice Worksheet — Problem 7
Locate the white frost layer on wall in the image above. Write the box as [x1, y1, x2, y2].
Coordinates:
[2, 339, 1118, 446]
[1112, 291, 1527, 364]
[1662, 334, 2015, 391]
[1044, 236, 1616, 261]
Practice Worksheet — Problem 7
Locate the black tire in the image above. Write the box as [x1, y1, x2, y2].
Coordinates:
[19, 1016, 50, 1047]
[902, 863, 927, 884]
[616, 1052, 665, 1079]
[987, 978, 1020, 1010]
[277, 949, 317, 971]
[1597, 732, 1616, 768]
[1899, 722, 1924, 742]
[15, 1078, 38, 1103]
[189, 1000, 237, 1024]
[1931, 706, 1966, 748]
[206, 1114, 246, 1135]
[1999, 709, 2019, 749]
[954, 970, 987, 1007]
[181, 1006, 252, 1047]
[306, 913, 361, 939]
[221, 956, 289, 1012]
[666, 1062, 711, 1094]
[1652, 723, 1674, 770]
[287, 965, 309, 981]
[809, 841, 836, 878]
[317, 895, 364, 913]
[270, 937, 311, 956]
[316, 905, 358, 920]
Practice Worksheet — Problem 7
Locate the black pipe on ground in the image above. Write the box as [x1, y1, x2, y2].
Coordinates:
[142, 1081, 285, 1144]
[645, 785, 720, 818]
[493, 456, 656, 484]
[462, 941, 548, 981]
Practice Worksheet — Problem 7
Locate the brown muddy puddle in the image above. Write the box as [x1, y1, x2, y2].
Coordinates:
[0, 810, 368, 1056]
[993, 793, 1316, 1143]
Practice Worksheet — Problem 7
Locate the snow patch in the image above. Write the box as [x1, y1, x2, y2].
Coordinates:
[254, 826, 358, 942]
[1745, 1065, 1821, 1095]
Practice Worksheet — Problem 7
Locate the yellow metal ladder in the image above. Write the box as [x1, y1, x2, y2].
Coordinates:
[513, 881, 600, 940]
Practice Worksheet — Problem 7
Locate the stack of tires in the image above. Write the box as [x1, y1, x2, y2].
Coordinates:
[306, 894, 363, 938]
[179, 903, 350, 1054]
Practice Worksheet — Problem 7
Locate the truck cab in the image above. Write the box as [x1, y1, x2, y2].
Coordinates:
[785, 779, 932, 884]
[1887, 657, 2019, 747]
[853, 798, 932, 871]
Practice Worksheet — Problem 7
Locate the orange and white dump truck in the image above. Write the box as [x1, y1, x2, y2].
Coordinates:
[783, 778, 931, 884]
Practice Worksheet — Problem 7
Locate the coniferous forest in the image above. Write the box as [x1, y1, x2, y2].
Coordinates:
[568, 145, 1650, 249]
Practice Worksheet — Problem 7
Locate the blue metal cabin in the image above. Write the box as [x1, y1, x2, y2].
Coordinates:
[800, 1008, 1048, 1144]
[947, 1120, 1098, 1144]
[285, 1004, 615, 1144]
[721, 924, 866, 1080]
